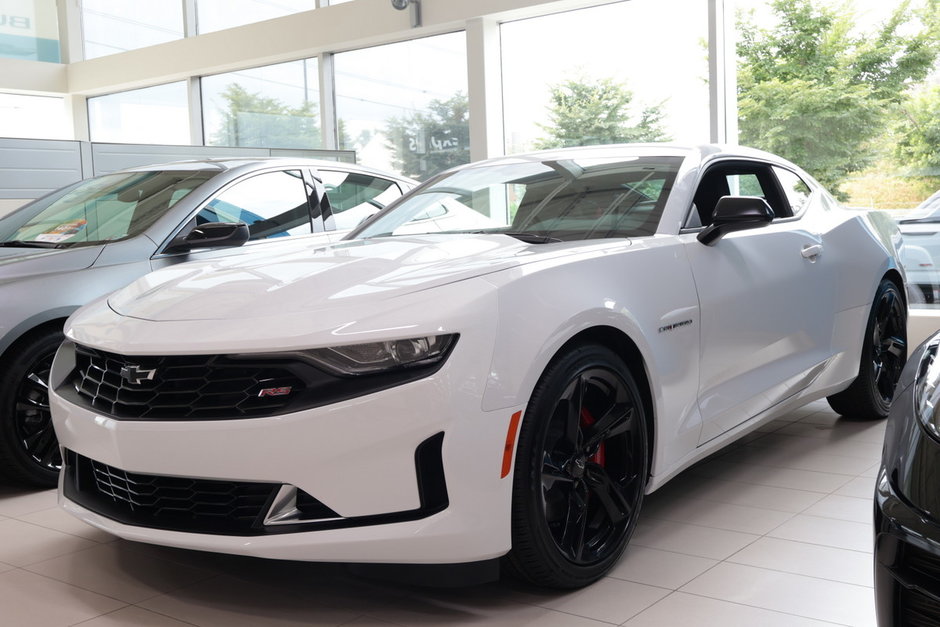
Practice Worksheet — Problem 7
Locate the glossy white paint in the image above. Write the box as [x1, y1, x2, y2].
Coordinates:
[50, 145, 904, 564]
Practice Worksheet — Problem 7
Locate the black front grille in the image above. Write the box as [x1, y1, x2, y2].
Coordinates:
[71, 344, 305, 419]
[64, 450, 279, 534]
[900, 586, 940, 627]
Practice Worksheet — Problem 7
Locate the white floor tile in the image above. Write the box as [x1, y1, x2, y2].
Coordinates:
[26, 541, 218, 603]
[0, 487, 57, 518]
[680, 562, 876, 626]
[803, 494, 873, 524]
[0, 568, 126, 625]
[607, 545, 718, 589]
[631, 519, 759, 560]
[836, 475, 878, 498]
[691, 460, 854, 493]
[516, 576, 669, 624]
[0, 518, 99, 566]
[675, 478, 825, 513]
[74, 605, 195, 626]
[727, 536, 873, 586]
[18, 506, 116, 543]
[641, 496, 792, 535]
[768, 514, 873, 553]
[623, 591, 839, 626]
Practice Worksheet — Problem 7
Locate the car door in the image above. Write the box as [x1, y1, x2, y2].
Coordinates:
[151, 167, 323, 270]
[682, 160, 838, 443]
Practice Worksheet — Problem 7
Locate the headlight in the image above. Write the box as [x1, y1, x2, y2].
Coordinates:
[301, 334, 457, 375]
[914, 334, 940, 440]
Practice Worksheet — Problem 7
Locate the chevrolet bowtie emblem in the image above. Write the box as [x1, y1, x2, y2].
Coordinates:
[120, 364, 156, 385]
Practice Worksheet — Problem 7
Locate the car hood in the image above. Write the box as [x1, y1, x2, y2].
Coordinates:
[0, 245, 104, 283]
[109, 235, 597, 322]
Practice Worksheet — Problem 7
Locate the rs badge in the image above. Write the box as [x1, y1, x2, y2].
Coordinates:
[258, 387, 292, 398]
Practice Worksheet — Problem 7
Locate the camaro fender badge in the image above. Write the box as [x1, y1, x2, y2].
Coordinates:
[258, 386, 293, 398]
[658, 319, 693, 334]
[120, 365, 157, 385]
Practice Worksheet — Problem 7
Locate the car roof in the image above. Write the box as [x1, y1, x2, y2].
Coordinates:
[117, 157, 416, 184]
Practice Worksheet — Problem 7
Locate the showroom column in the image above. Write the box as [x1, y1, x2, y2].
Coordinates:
[466, 17, 504, 162]
[708, 0, 738, 145]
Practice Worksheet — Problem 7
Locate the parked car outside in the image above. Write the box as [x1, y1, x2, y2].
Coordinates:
[875, 329, 940, 625]
[0, 157, 415, 487]
[897, 190, 940, 306]
[50, 144, 907, 589]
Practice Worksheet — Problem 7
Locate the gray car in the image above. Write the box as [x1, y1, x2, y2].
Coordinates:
[0, 157, 415, 487]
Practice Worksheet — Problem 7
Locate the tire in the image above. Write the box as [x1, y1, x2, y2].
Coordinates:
[505, 343, 648, 588]
[0, 328, 64, 487]
[827, 279, 907, 420]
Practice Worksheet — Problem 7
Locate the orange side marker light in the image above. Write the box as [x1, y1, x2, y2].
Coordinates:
[500, 411, 522, 478]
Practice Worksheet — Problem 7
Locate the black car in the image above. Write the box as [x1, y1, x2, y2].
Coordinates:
[875, 329, 940, 625]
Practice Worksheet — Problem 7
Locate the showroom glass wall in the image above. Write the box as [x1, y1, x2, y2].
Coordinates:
[333, 32, 469, 180]
[87, 82, 190, 145]
[202, 59, 321, 149]
[0, 0, 59, 62]
[501, 0, 711, 153]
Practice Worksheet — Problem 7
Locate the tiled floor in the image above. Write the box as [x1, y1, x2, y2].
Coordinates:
[0, 399, 882, 626]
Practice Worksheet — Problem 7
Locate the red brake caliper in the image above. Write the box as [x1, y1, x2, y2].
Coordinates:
[580, 408, 606, 467]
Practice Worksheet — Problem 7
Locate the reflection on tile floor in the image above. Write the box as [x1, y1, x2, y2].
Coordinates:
[0, 400, 881, 626]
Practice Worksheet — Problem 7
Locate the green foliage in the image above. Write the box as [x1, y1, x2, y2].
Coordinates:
[737, 0, 940, 194]
[384, 92, 470, 180]
[893, 85, 940, 174]
[535, 77, 669, 149]
[211, 83, 321, 149]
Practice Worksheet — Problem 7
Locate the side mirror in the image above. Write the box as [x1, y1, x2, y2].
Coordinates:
[697, 196, 775, 246]
[164, 222, 250, 254]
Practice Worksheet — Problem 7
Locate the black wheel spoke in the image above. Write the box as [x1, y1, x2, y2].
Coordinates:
[585, 463, 632, 525]
[12, 350, 61, 473]
[561, 376, 586, 450]
[541, 451, 576, 490]
[583, 404, 633, 453]
[558, 484, 589, 561]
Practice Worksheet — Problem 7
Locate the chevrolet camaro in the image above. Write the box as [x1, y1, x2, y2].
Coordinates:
[49, 144, 907, 588]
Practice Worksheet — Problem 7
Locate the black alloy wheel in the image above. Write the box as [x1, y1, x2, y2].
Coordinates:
[828, 279, 907, 420]
[0, 329, 64, 487]
[506, 344, 648, 588]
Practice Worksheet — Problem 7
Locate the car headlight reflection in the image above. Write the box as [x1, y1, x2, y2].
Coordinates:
[302, 334, 457, 375]
[915, 334, 940, 440]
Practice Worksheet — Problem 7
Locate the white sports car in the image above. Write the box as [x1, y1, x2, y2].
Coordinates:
[49, 145, 907, 588]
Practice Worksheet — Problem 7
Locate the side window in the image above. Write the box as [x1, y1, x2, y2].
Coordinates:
[320, 170, 403, 231]
[773, 167, 812, 215]
[691, 163, 788, 227]
[197, 170, 313, 241]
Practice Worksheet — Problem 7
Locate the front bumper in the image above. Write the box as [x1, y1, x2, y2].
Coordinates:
[51, 348, 523, 564]
[875, 367, 940, 625]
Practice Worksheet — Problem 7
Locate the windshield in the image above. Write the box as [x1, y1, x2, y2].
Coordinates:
[0, 170, 215, 247]
[352, 156, 682, 242]
[901, 190, 940, 223]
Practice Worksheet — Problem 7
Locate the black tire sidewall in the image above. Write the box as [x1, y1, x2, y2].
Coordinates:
[508, 343, 648, 588]
[0, 329, 64, 487]
[859, 280, 906, 416]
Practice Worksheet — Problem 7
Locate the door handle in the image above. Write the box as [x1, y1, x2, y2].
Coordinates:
[801, 244, 823, 261]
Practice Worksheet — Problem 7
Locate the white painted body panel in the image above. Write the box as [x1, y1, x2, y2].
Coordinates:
[50, 145, 905, 563]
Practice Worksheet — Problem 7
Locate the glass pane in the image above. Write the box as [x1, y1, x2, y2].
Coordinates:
[773, 167, 812, 215]
[88, 82, 190, 144]
[196, 0, 314, 34]
[334, 32, 469, 181]
[319, 169, 402, 231]
[734, 0, 940, 309]
[82, 0, 183, 59]
[501, 1, 709, 154]
[0, 0, 60, 62]
[197, 170, 313, 240]
[0, 171, 215, 245]
[356, 156, 683, 241]
[0, 93, 69, 139]
[202, 59, 321, 149]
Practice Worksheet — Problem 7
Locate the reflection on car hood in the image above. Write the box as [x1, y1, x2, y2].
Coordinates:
[0, 245, 104, 283]
[109, 235, 587, 322]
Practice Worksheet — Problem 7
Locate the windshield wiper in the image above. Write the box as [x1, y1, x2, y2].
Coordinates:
[499, 232, 563, 244]
[0, 240, 67, 249]
[900, 218, 940, 224]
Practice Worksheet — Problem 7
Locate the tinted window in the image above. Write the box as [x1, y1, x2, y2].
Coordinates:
[198, 170, 313, 240]
[320, 170, 403, 231]
[354, 156, 682, 242]
[774, 167, 812, 215]
[1, 171, 214, 246]
[692, 162, 789, 226]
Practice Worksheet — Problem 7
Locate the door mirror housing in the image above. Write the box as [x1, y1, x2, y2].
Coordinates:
[697, 196, 775, 246]
[164, 221, 250, 254]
